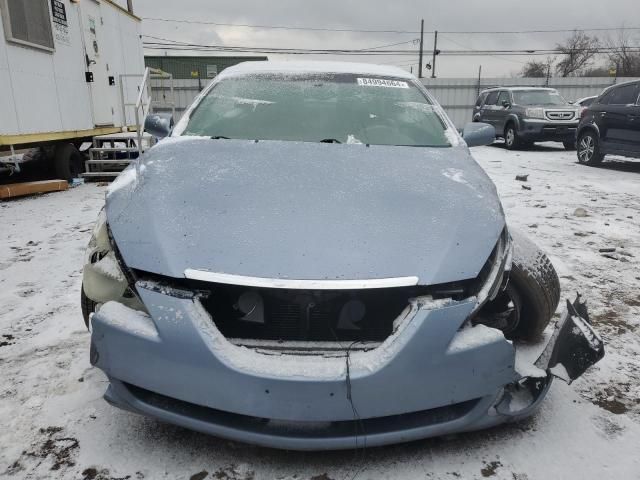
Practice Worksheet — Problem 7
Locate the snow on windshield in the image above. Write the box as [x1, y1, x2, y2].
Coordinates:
[177, 73, 454, 147]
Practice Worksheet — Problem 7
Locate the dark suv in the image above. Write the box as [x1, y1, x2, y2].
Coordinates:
[576, 80, 640, 166]
[474, 87, 580, 150]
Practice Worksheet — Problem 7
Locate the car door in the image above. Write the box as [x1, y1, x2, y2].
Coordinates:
[495, 91, 512, 133]
[598, 82, 640, 153]
[480, 91, 500, 127]
[473, 92, 488, 121]
[627, 85, 640, 156]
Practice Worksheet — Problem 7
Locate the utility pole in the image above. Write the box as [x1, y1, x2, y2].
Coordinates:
[476, 65, 482, 97]
[545, 62, 551, 87]
[418, 19, 424, 79]
[431, 30, 438, 78]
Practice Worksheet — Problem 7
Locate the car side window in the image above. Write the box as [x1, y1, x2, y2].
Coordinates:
[475, 93, 487, 107]
[484, 91, 499, 106]
[600, 84, 640, 105]
[497, 91, 510, 107]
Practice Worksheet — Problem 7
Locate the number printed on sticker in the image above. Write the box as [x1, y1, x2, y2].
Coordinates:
[357, 78, 409, 88]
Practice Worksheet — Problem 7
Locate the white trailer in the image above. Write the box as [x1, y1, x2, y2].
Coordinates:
[0, 0, 146, 180]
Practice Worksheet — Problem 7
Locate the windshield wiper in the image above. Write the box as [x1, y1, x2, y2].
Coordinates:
[211, 135, 230, 140]
[319, 138, 341, 144]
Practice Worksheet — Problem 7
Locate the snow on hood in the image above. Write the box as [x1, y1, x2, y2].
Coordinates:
[106, 138, 505, 285]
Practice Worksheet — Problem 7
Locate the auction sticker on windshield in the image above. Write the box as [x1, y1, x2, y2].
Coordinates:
[357, 78, 409, 88]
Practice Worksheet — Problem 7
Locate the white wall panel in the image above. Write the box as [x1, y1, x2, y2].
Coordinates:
[51, 2, 93, 131]
[0, 16, 19, 134]
[0, 68, 19, 134]
[9, 67, 63, 134]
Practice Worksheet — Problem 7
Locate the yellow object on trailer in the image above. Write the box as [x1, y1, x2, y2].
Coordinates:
[0, 180, 68, 200]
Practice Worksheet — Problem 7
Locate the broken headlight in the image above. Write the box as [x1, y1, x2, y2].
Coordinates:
[82, 209, 145, 311]
[473, 227, 512, 306]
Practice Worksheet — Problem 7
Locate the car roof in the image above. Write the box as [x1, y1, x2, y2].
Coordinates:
[481, 86, 557, 93]
[216, 60, 416, 80]
[600, 79, 640, 93]
[609, 79, 640, 87]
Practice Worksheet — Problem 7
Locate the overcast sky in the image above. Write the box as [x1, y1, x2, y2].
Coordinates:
[119, 0, 638, 77]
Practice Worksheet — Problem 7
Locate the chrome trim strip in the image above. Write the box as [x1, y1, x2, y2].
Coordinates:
[184, 269, 419, 290]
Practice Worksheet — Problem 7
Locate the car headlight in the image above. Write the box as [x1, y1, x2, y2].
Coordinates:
[525, 107, 545, 120]
[82, 209, 145, 311]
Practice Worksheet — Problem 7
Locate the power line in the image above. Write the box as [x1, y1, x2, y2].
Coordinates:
[141, 34, 640, 63]
[442, 26, 640, 34]
[142, 40, 640, 57]
[142, 35, 419, 53]
[141, 17, 420, 34]
[355, 38, 420, 51]
[142, 16, 640, 36]
[142, 45, 419, 55]
[439, 34, 527, 64]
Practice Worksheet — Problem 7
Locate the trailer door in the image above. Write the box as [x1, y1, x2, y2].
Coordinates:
[79, 1, 115, 126]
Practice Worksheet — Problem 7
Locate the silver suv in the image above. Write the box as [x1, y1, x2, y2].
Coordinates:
[474, 87, 580, 150]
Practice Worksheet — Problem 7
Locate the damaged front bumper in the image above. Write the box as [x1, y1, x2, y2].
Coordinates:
[90, 283, 604, 450]
[496, 296, 605, 417]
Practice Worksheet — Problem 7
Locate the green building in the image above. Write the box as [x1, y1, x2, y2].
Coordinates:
[144, 55, 268, 80]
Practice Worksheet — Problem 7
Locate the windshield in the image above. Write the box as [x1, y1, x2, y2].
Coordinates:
[512, 90, 568, 106]
[180, 73, 452, 147]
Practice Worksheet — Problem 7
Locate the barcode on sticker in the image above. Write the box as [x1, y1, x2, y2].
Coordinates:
[357, 78, 409, 88]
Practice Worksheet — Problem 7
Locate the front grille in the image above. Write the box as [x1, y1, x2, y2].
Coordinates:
[545, 110, 575, 121]
[134, 268, 477, 344]
[200, 285, 416, 342]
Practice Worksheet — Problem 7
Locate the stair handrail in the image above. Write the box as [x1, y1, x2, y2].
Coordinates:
[133, 67, 153, 155]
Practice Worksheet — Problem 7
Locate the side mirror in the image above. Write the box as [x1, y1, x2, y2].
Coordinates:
[144, 113, 174, 139]
[462, 122, 495, 148]
[502, 100, 511, 108]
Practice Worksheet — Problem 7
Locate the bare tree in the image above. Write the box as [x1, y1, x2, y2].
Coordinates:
[521, 57, 555, 78]
[555, 31, 600, 77]
[605, 28, 640, 76]
[521, 60, 548, 77]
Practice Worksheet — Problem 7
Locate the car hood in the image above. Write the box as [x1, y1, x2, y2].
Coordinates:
[106, 138, 505, 285]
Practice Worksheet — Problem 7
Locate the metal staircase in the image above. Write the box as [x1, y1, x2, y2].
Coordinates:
[82, 68, 175, 179]
[81, 132, 154, 178]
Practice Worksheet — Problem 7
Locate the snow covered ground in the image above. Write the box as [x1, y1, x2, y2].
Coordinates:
[1, 143, 639, 480]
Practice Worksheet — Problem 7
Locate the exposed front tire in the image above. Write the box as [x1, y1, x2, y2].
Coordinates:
[577, 131, 604, 166]
[507, 229, 561, 341]
[504, 123, 522, 150]
[81, 284, 98, 330]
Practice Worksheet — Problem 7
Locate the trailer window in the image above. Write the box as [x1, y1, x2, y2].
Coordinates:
[1, 0, 54, 52]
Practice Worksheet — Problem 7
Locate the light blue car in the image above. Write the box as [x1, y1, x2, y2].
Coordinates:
[81, 61, 604, 450]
